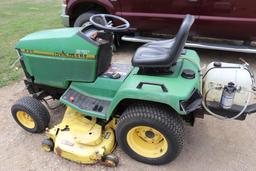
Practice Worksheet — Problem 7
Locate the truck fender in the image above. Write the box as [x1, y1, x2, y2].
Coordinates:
[67, 0, 115, 15]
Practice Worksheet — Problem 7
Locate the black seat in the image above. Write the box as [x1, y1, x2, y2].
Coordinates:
[143, 39, 175, 49]
[132, 15, 195, 68]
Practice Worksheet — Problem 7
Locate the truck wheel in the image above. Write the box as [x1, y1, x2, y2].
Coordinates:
[74, 11, 102, 27]
[11, 96, 50, 133]
[116, 103, 184, 165]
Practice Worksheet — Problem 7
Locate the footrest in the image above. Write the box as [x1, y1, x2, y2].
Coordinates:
[61, 88, 111, 117]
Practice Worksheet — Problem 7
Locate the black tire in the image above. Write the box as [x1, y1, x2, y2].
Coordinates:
[74, 11, 98, 27]
[102, 154, 119, 167]
[116, 103, 184, 165]
[11, 96, 50, 133]
[42, 138, 54, 152]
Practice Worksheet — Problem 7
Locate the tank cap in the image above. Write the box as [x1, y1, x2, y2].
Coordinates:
[225, 82, 236, 93]
[228, 82, 235, 87]
[181, 69, 195, 79]
[214, 62, 222, 67]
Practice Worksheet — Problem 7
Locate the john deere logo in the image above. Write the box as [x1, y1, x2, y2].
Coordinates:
[20, 49, 95, 60]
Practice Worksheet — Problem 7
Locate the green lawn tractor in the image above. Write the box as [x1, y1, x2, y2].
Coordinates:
[11, 14, 256, 166]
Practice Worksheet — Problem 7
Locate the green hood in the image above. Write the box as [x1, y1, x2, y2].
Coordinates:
[16, 28, 98, 55]
[16, 27, 100, 88]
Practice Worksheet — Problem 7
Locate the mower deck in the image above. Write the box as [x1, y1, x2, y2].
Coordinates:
[46, 107, 116, 164]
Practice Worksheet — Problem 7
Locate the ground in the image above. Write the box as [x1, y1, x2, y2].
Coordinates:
[1, 43, 256, 171]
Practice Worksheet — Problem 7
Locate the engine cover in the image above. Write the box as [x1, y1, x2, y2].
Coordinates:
[16, 27, 99, 88]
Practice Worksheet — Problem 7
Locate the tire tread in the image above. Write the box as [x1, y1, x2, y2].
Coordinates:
[11, 96, 50, 133]
[116, 102, 184, 165]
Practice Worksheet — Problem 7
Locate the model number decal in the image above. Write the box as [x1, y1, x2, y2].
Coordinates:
[20, 49, 95, 60]
[75, 49, 90, 55]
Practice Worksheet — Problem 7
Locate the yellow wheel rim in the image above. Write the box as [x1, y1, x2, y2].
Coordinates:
[127, 126, 168, 158]
[16, 111, 35, 129]
[42, 144, 51, 152]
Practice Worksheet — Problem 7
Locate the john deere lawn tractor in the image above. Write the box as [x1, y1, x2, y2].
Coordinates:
[11, 14, 256, 166]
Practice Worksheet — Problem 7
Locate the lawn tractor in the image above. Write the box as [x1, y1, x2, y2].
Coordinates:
[11, 14, 256, 166]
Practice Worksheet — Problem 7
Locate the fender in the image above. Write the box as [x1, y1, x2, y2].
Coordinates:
[67, 0, 117, 15]
[106, 51, 201, 119]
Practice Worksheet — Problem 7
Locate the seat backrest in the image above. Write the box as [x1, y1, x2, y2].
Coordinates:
[168, 15, 195, 65]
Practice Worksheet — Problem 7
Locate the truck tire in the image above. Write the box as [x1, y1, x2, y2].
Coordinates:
[11, 96, 50, 133]
[116, 103, 184, 165]
[74, 11, 99, 27]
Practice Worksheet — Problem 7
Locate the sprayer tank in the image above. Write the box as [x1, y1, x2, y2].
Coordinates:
[203, 62, 253, 106]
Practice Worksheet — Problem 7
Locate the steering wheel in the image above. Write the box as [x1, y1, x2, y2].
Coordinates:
[89, 14, 130, 32]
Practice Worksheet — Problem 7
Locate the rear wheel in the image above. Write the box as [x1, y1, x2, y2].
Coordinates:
[116, 103, 184, 165]
[11, 96, 50, 133]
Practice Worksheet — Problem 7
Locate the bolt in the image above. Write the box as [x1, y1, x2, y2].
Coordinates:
[252, 86, 256, 91]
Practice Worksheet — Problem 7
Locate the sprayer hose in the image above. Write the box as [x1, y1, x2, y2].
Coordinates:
[202, 86, 252, 120]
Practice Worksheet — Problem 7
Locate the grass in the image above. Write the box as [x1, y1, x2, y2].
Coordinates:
[0, 0, 62, 87]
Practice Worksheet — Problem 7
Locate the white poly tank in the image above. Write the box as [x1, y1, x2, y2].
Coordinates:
[203, 62, 253, 106]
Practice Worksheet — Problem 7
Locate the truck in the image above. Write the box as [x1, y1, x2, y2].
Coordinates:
[61, 0, 256, 53]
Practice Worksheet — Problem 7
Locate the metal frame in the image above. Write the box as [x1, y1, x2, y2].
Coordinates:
[121, 35, 256, 54]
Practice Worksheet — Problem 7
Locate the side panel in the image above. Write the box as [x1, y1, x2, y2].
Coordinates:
[119, 0, 200, 35]
[22, 55, 97, 88]
[198, 0, 256, 41]
[107, 50, 201, 119]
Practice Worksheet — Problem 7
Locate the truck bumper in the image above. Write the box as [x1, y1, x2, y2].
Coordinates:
[61, 14, 70, 27]
[61, 4, 70, 27]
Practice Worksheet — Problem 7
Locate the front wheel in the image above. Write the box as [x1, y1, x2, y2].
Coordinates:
[116, 103, 184, 165]
[11, 96, 50, 133]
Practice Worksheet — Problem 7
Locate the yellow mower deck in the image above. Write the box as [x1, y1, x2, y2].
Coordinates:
[46, 107, 116, 164]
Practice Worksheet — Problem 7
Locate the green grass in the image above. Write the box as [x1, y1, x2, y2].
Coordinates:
[0, 0, 62, 87]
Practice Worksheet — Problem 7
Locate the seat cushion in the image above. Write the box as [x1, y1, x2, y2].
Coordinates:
[143, 39, 175, 49]
[132, 46, 170, 67]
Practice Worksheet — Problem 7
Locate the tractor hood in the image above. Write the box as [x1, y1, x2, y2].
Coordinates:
[16, 27, 101, 88]
[16, 28, 98, 55]
[18, 28, 79, 41]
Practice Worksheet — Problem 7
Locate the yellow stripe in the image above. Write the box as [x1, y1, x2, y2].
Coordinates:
[20, 49, 96, 60]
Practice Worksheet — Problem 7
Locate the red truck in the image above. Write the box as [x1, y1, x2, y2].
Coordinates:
[61, 0, 256, 53]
